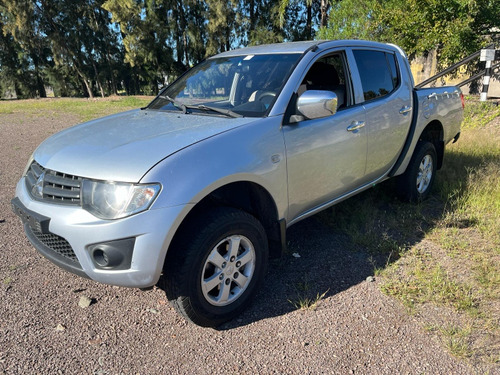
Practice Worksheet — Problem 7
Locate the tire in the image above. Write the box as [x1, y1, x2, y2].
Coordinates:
[397, 141, 437, 202]
[161, 207, 268, 327]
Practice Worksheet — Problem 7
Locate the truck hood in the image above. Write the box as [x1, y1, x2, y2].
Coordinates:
[34, 109, 257, 182]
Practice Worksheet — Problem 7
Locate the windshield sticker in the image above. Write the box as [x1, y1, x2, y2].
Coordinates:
[243, 55, 254, 60]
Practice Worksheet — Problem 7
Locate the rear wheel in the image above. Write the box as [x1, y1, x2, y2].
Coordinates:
[161, 207, 268, 327]
[397, 141, 437, 202]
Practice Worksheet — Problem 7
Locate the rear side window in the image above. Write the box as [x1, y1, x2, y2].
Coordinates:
[353, 50, 399, 101]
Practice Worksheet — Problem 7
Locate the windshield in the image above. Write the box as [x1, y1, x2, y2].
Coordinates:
[148, 53, 301, 117]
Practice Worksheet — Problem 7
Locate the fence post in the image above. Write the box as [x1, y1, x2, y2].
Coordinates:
[480, 49, 496, 102]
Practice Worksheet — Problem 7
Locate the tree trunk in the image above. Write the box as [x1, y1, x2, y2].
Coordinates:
[306, 4, 312, 39]
[82, 78, 93, 99]
[73, 62, 94, 98]
[91, 60, 105, 98]
[32, 54, 47, 98]
[249, 0, 256, 30]
[320, 0, 329, 28]
[184, 32, 189, 68]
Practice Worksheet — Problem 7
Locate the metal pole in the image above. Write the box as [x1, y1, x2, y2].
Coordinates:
[415, 43, 495, 88]
[457, 62, 500, 87]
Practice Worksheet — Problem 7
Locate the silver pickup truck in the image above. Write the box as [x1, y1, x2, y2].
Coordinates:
[12, 40, 463, 326]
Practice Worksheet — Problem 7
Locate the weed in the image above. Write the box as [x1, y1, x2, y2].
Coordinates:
[423, 323, 439, 332]
[383, 262, 478, 313]
[288, 276, 329, 310]
[439, 325, 473, 358]
[462, 98, 500, 130]
[433, 227, 469, 256]
[288, 290, 329, 311]
[486, 353, 500, 364]
[473, 258, 500, 299]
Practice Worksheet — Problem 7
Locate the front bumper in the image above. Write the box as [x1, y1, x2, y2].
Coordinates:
[13, 178, 192, 288]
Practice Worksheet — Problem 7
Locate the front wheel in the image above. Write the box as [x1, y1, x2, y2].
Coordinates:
[397, 141, 437, 202]
[161, 207, 268, 327]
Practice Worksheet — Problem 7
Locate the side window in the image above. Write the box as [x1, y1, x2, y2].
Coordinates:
[298, 53, 349, 108]
[352, 50, 399, 101]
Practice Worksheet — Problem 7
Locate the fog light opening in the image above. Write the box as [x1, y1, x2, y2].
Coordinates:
[87, 238, 135, 270]
[93, 248, 109, 267]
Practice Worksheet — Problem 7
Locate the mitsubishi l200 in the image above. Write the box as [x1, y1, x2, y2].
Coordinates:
[12, 40, 463, 326]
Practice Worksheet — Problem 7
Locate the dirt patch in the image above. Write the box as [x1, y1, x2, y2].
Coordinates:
[0, 109, 495, 374]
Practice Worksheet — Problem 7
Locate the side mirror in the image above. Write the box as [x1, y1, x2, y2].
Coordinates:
[294, 90, 338, 122]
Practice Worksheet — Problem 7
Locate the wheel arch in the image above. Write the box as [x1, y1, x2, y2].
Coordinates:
[164, 181, 284, 270]
[417, 120, 444, 170]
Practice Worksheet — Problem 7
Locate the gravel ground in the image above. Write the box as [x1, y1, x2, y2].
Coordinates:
[0, 109, 490, 374]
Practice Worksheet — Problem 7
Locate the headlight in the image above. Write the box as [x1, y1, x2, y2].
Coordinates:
[82, 180, 161, 220]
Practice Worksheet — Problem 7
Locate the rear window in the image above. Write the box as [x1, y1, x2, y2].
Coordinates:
[353, 50, 400, 101]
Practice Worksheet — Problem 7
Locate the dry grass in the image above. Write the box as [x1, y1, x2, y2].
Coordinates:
[383, 99, 500, 363]
[319, 97, 500, 365]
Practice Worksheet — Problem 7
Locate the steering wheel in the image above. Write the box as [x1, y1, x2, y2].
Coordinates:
[256, 91, 276, 108]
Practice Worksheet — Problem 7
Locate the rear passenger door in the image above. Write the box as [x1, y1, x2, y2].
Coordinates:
[350, 49, 413, 180]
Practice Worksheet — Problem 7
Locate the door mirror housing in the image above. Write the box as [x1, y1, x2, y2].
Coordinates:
[295, 90, 338, 121]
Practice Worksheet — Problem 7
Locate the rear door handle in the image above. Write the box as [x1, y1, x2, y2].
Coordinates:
[347, 121, 365, 132]
[399, 106, 412, 115]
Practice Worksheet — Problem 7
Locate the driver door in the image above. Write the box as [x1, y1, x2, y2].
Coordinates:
[283, 52, 368, 222]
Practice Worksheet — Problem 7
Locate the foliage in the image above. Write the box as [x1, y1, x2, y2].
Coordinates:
[320, 0, 500, 65]
[2, 0, 499, 99]
[462, 97, 500, 129]
[0, 0, 325, 99]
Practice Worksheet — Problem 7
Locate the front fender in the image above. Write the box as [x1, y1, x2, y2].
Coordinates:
[141, 116, 288, 220]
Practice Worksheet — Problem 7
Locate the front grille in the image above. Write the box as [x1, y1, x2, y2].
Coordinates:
[25, 161, 82, 205]
[29, 227, 79, 263]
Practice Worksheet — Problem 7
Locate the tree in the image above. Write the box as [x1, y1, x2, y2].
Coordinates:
[319, 0, 500, 65]
[0, 20, 33, 98]
[1, 0, 49, 97]
[205, 0, 239, 55]
[278, 0, 330, 40]
[1, 0, 344, 98]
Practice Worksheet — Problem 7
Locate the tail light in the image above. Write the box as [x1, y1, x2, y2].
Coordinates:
[460, 93, 465, 109]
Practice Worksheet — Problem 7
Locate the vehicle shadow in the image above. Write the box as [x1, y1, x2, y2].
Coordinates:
[219, 146, 498, 330]
[219, 180, 444, 330]
[219, 213, 382, 330]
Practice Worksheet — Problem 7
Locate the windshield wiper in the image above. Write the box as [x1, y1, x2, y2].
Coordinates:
[159, 95, 188, 114]
[158, 95, 242, 118]
[191, 104, 242, 118]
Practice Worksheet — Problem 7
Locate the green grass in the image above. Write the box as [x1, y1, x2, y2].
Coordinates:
[440, 325, 473, 358]
[318, 97, 500, 365]
[0, 96, 153, 121]
[381, 259, 478, 313]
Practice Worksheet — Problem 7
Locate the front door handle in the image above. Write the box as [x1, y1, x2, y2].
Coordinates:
[347, 121, 365, 132]
[399, 105, 412, 115]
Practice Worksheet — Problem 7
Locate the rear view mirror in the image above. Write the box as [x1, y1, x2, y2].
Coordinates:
[295, 90, 338, 122]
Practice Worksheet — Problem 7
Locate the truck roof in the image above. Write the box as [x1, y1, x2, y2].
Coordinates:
[213, 40, 399, 58]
